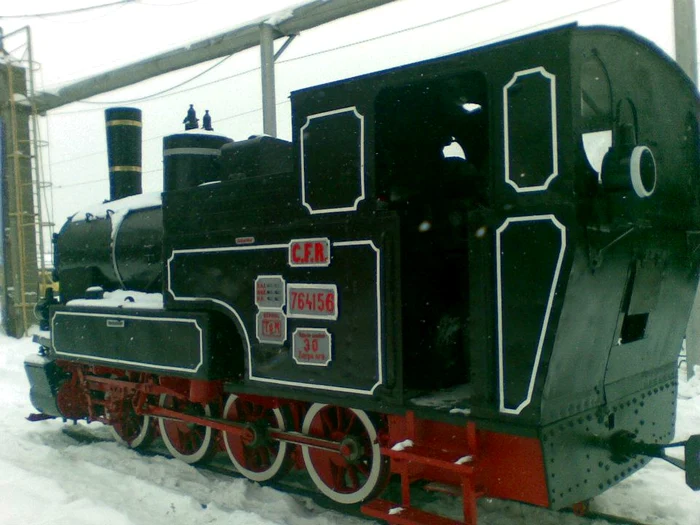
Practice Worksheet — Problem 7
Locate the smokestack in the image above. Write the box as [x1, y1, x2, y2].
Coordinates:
[105, 107, 142, 200]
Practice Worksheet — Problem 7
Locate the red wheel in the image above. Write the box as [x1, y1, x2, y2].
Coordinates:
[223, 394, 290, 482]
[158, 394, 215, 464]
[106, 376, 152, 449]
[301, 404, 389, 504]
[107, 398, 152, 449]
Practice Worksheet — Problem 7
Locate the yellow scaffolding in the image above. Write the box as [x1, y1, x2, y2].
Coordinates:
[1, 27, 53, 336]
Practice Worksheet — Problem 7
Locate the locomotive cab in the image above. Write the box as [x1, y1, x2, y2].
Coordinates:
[373, 73, 489, 391]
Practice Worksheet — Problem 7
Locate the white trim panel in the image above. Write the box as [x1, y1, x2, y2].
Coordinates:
[496, 214, 566, 415]
[299, 106, 366, 215]
[503, 67, 559, 193]
[167, 239, 383, 395]
[52, 311, 204, 374]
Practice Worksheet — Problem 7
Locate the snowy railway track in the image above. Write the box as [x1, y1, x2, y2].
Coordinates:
[59, 424, 658, 525]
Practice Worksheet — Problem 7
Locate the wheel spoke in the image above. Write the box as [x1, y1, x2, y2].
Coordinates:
[348, 465, 362, 490]
[356, 460, 370, 477]
[320, 409, 334, 433]
[344, 412, 357, 434]
[333, 463, 346, 490]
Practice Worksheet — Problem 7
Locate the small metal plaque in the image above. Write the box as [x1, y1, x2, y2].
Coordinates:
[255, 275, 286, 309]
[292, 328, 332, 366]
[256, 310, 287, 345]
[289, 238, 331, 267]
[287, 283, 338, 320]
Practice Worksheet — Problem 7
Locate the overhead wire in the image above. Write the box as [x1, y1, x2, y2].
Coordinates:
[49, 0, 628, 187]
[443, 0, 624, 55]
[46, 0, 616, 111]
[77, 53, 242, 104]
[48, 0, 516, 110]
[0, 0, 135, 19]
[277, 0, 513, 64]
[135, 0, 201, 5]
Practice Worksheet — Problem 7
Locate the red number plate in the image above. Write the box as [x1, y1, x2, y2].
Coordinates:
[287, 284, 338, 320]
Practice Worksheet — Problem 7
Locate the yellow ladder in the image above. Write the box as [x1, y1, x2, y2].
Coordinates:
[2, 29, 53, 335]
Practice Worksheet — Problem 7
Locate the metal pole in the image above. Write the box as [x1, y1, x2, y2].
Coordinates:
[260, 23, 277, 138]
[25, 27, 48, 283]
[674, 0, 698, 84]
[676, 0, 700, 379]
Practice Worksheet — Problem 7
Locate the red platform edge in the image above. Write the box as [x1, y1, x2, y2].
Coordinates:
[361, 411, 549, 525]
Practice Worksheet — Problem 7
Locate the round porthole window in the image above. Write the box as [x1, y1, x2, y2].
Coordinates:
[630, 145, 656, 198]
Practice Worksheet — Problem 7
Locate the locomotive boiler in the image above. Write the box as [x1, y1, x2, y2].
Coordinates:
[25, 24, 700, 524]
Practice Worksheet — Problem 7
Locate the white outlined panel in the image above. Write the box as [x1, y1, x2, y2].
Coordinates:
[292, 328, 333, 367]
[300, 106, 365, 214]
[288, 237, 331, 267]
[52, 311, 204, 374]
[496, 214, 566, 415]
[287, 283, 338, 320]
[503, 67, 559, 193]
[167, 239, 383, 395]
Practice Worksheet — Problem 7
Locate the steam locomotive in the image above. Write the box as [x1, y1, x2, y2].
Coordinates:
[25, 24, 700, 524]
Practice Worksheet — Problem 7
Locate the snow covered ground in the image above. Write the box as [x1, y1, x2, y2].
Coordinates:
[1, 332, 699, 525]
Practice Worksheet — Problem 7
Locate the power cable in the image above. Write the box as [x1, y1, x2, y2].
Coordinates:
[0, 0, 135, 19]
[48, 64, 260, 114]
[47, 0, 627, 173]
[45, 0, 612, 109]
[442, 0, 624, 56]
[78, 57, 251, 105]
[278, 0, 513, 64]
[135, 0, 200, 5]
[47, 0, 515, 109]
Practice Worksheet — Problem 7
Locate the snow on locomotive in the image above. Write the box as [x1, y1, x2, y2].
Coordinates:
[25, 24, 700, 524]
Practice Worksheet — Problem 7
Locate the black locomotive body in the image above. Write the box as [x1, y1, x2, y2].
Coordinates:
[26, 25, 700, 524]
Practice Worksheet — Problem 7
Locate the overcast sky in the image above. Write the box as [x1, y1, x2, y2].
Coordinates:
[0, 0, 692, 262]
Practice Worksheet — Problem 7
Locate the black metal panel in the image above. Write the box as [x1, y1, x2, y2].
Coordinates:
[301, 108, 364, 213]
[540, 247, 624, 422]
[573, 29, 700, 230]
[220, 135, 292, 179]
[50, 306, 232, 379]
[162, 169, 301, 249]
[504, 70, 557, 191]
[55, 205, 162, 302]
[23, 355, 63, 417]
[497, 216, 566, 415]
[113, 206, 162, 292]
[604, 232, 695, 401]
[55, 216, 116, 302]
[166, 213, 399, 397]
[163, 133, 232, 191]
[542, 374, 677, 510]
